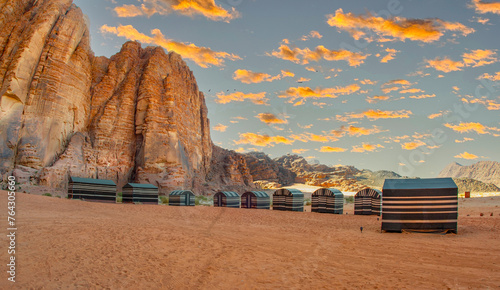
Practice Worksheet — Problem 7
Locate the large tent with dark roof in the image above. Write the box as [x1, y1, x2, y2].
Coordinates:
[241, 191, 270, 209]
[214, 191, 240, 208]
[381, 178, 458, 233]
[169, 190, 195, 206]
[354, 188, 382, 216]
[273, 188, 304, 212]
[311, 188, 344, 214]
[122, 183, 158, 204]
[68, 176, 116, 203]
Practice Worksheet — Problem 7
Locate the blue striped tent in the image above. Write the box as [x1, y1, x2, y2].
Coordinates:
[214, 191, 240, 208]
[169, 190, 195, 206]
[68, 176, 116, 202]
[241, 191, 270, 209]
[382, 178, 458, 233]
[273, 188, 304, 212]
[354, 188, 382, 216]
[312, 188, 344, 214]
[122, 183, 158, 204]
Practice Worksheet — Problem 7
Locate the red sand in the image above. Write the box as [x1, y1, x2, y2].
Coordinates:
[0, 192, 499, 289]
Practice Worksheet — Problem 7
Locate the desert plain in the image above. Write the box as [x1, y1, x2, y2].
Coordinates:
[0, 191, 499, 289]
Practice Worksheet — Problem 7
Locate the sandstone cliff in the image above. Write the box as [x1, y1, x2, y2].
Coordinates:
[452, 177, 500, 193]
[438, 161, 500, 187]
[0, 0, 251, 194]
[243, 152, 295, 187]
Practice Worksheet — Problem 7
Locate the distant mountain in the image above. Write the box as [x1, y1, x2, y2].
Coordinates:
[452, 178, 500, 193]
[438, 161, 500, 187]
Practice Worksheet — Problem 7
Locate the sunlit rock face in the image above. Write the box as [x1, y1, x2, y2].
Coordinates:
[0, 0, 249, 194]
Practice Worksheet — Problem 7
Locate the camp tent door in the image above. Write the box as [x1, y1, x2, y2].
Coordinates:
[246, 195, 251, 208]
[218, 196, 223, 207]
[363, 197, 371, 214]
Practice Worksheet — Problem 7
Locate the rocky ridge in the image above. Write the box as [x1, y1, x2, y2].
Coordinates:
[438, 161, 500, 187]
[0, 0, 252, 194]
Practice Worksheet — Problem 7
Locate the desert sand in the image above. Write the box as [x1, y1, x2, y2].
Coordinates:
[1, 191, 499, 289]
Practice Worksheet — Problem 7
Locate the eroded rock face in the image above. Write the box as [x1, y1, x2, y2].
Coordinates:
[438, 161, 500, 187]
[243, 152, 295, 186]
[0, 0, 249, 194]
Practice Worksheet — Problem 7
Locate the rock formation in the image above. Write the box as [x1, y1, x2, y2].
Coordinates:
[452, 177, 500, 193]
[438, 161, 500, 187]
[243, 152, 295, 187]
[0, 0, 252, 194]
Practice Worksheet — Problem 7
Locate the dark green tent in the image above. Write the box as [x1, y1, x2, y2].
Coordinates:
[273, 188, 304, 212]
[169, 190, 195, 206]
[241, 191, 270, 209]
[214, 191, 240, 208]
[354, 188, 382, 216]
[68, 176, 116, 203]
[122, 183, 158, 204]
[312, 188, 343, 214]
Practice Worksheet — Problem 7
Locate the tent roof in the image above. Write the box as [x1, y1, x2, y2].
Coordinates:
[169, 190, 195, 196]
[70, 176, 116, 186]
[383, 178, 457, 190]
[216, 191, 240, 197]
[124, 183, 158, 189]
[313, 188, 343, 196]
[243, 191, 269, 198]
[273, 188, 304, 197]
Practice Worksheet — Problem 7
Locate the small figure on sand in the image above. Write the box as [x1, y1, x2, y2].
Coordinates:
[360, 226, 363, 233]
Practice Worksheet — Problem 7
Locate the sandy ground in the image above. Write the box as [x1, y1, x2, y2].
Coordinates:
[0, 191, 499, 289]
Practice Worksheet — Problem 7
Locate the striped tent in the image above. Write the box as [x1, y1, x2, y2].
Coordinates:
[169, 190, 195, 206]
[122, 183, 158, 204]
[354, 188, 382, 216]
[381, 178, 458, 233]
[241, 191, 270, 209]
[214, 191, 240, 208]
[273, 188, 304, 212]
[68, 176, 116, 202]
[312, 188, 344, 214]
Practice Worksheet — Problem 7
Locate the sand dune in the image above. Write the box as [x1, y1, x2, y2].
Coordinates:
[0, 192, 499, 289]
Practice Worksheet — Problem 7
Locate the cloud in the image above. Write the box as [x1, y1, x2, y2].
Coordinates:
[478, 71, 500, 81]
[366, 96, 390, 103]
[351, 143, 384, 153]
[256, 113, 288, 124]
[454, 151, 479, 160]
[233, 69, 293, 84]
[428, 112, 445, 119]
[426, 49, 498, 73]
[380, 48, 399, 63]
[425, 57, 464, 72]
[409, 94, 436, 99]
[235, 133, 294, 147]
[444, 121, 500, 134]
[331, 125, 384, 137]
[461, 96, 500, 110]
[290, 133, 337, 143]
[113, 0, 240, 22]
[340, 109, 412, 121]
[292, 149, 310, 154]
[319, 146, 347, 152]
[215, 92, 268, 105]
[296, 77, 311, 83]
[301, 30, 323, 41]
[455, 137, 474, 143]
[469, 0, 500, 14]
[326, 8, 474, 43]
[267, 44, 369, 66]
[401, 140, 426, 150]
[382, 79, 411, 86]
[400, 88, 424, 94]
[100, 24, 240, 68]
[278, 84, 360, 103]
[213, 123, 227, 132]
[360, 79, 378, 85]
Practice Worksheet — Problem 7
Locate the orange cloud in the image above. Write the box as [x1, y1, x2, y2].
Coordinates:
[366, 95, 390, 103]
[455, 137, 474, 143]
[232, 69, 293, 84]
[401, 140, 426, 150]
[296, 77, 311, 83]
[428, 112, 444, 119]
[409, 94, 436, 99]
[462, 49, 498, 67]
[382, 79, 411, 86]
[235, 133, 294, 147]
[292, 149, 310, 154]
[268, 44, 369, 66]
[444, 122, 499, 134]
[290, 133, 337, 143]
[215, 92, 268, 105]
[351, 143, 384, 153]
[100, 25, 240, 68]
[326, 8, 474, 43]
[469, 0, 500, 14]
[400, 88, 424, 94]
[301, 30, 323, 41]
[319, 146, 347, 152]
[114, 0, 240, 22]
[478, 71, 500, 81]
[213, 123, 227, 132]
[360, 79, 378, 85]
[425, 57, 464, 72]
[454, 152, 479, 160]
[278, 84, 360, 103]
[461, 96, 500, 110]
[256, 113, 288, 124]
[380, 48, 399, 63]
[343, 109, 412, 121]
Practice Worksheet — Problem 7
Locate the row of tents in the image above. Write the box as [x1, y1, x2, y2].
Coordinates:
[68, 176, 458, 233]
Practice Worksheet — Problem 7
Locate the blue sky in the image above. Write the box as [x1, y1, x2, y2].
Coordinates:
[74, 0, 500, 177]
